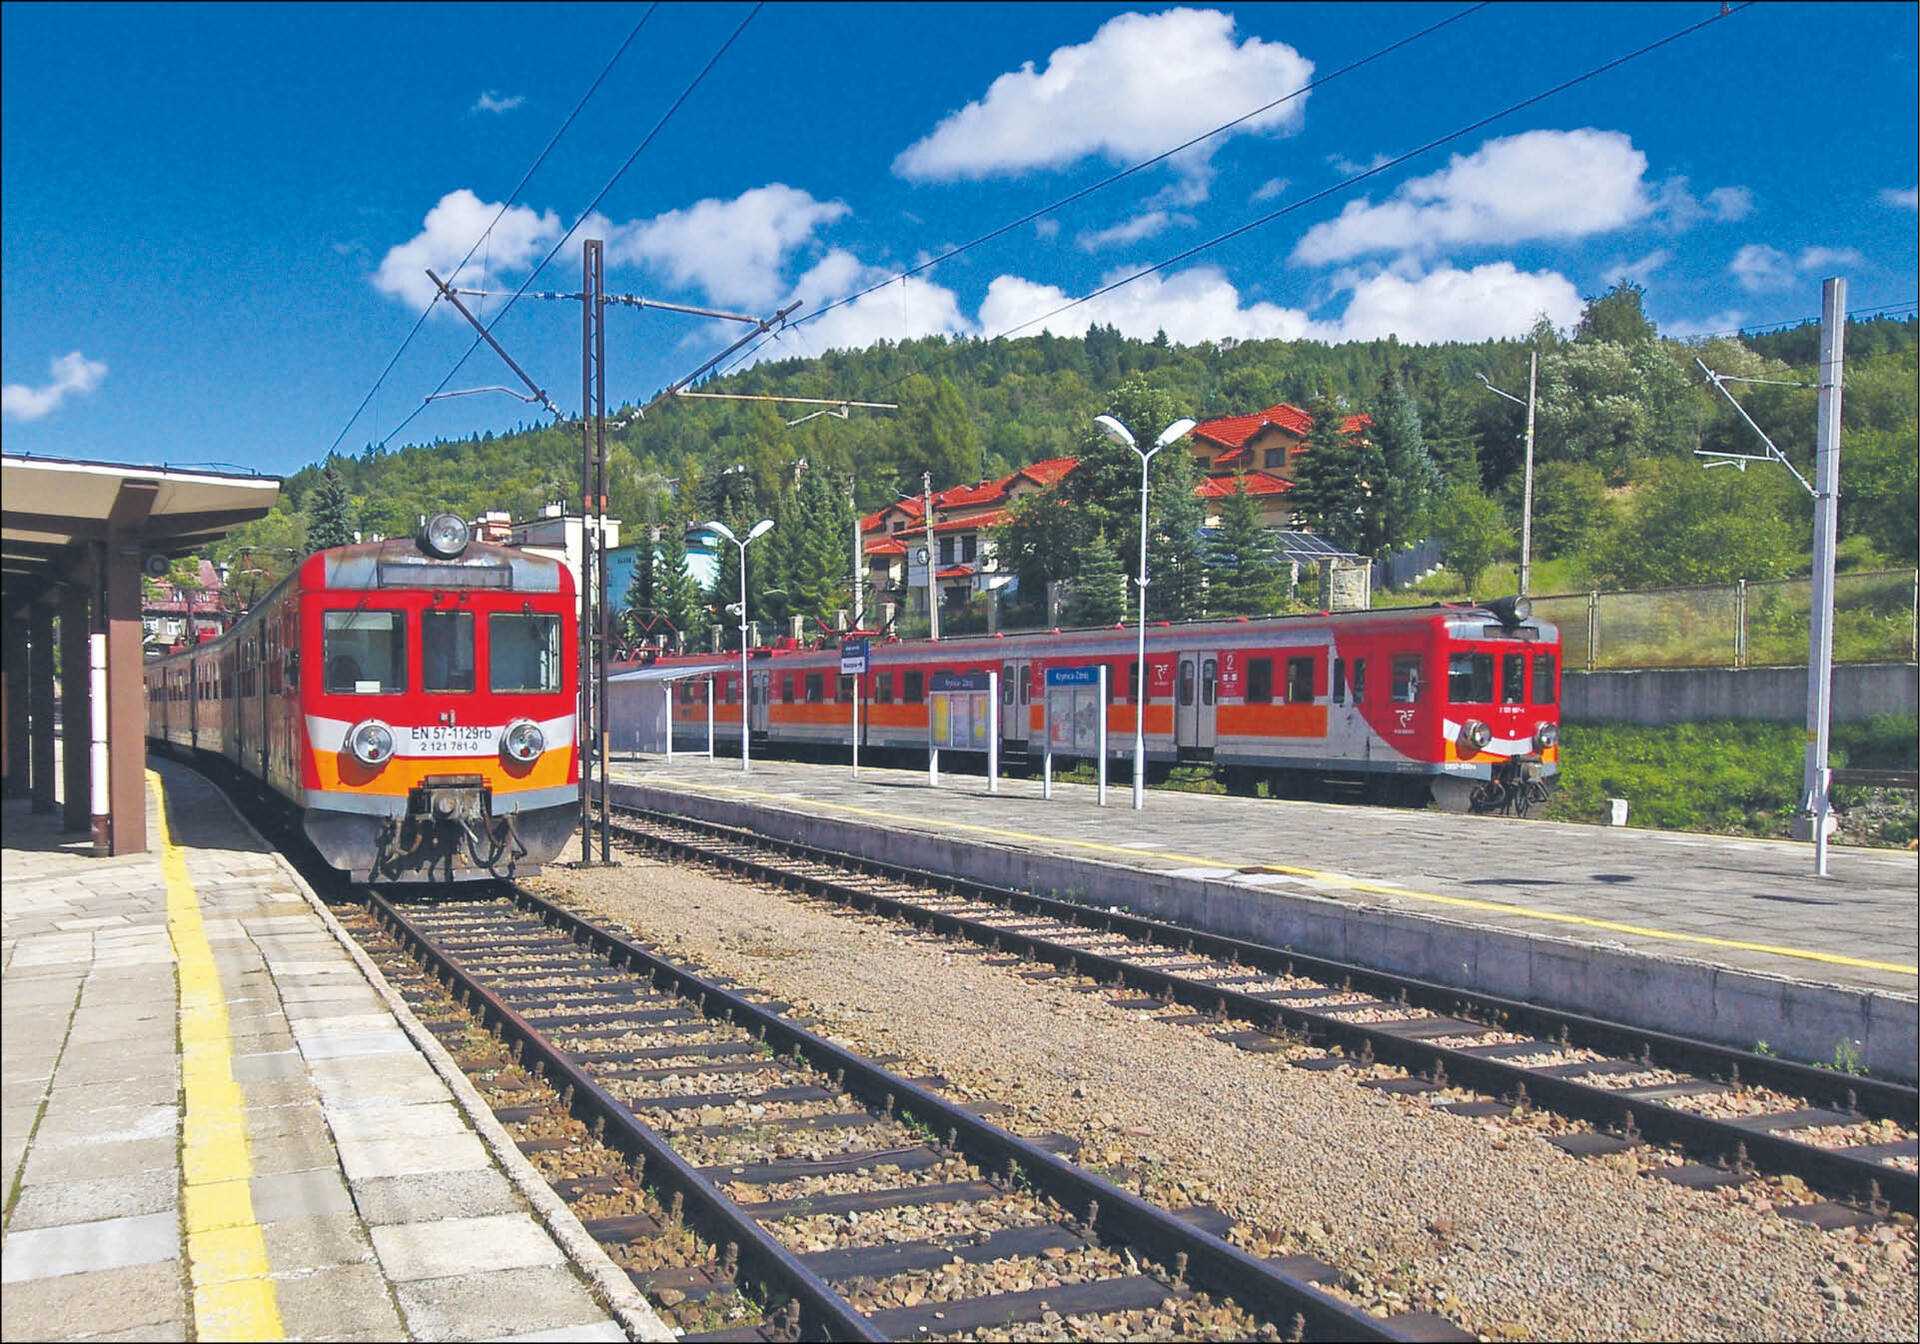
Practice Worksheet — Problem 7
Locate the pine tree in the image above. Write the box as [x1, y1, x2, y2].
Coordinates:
[1205, 475, 1288, 615]
[623, 533, 659, 644]
[306, 465, 355, 552]
[653, 518, 704, 650]
[1146, 442, 1207, 621]
[1066, 528, 1127, 627]
[1372, 365, 1437, 556]
[1288, 386, 1381, 553]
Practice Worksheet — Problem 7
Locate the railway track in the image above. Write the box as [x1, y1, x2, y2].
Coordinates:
[607, 806, 1920, 1225]
[361, 884, 1454, 1343]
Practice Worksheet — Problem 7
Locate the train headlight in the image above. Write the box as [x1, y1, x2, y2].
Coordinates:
[502, 718, 546, 764]
[347, 718, 395, 766]
[1459, 719, 1492, 753]
[419, 512, 472, 559]
[1534, 721, 1559, 750]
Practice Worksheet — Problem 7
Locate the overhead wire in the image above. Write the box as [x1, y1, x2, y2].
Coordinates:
[1682, 300, 1918, 343]
[708, 2, 1492, 380]
[322, 6, 659, 460]
[376, 1, 765, 450]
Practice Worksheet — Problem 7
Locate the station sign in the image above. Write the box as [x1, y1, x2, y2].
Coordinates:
[1045, 665, 1101, 687]
[840, 638, 870, 676]
[931, 670, 991, 693]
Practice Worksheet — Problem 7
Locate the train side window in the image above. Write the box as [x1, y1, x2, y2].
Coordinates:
[324, 611, 406, 693]
[1533, 653, 1557, 705]
[1331, 658, 1346, 705]
[1286, 657, 1314, 704]
[876, 672, 894, 704]
[782, 675, 794, 704]
[1351, 658, 1367, 705]
[1201, 658, 1216, 706]
[904, 670, 924, 703]
[1246, 657, 1274, 704]
[1002, 671, 1016, 705]
[1447, 652, 1494, 703]
[1500, 653, 1526, 705]
[1178, 660, 1194, 707]
[1020, 671, 1030, 705]
[489, 613, 561, 693]
[838, 674, 853, 701]
[1391, 655, 1422, 703]
[805, 672, 824, 703]
[422, 610, 475, 692]
[1129, 662, 1142, 704]
[1109, 665, 1123, 703]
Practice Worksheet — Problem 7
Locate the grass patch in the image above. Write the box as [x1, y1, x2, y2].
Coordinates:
[1538, 714, 1916, 847]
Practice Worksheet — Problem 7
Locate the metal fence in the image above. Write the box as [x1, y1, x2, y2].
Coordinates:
[1532, 568, 1919, 671]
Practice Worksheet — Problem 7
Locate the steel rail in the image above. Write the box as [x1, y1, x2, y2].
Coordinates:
[367, 886, 1417, 1343]
[611, 807, 1918, 1218]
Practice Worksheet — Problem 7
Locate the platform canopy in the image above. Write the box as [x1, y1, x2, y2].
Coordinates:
[2, 453, 281, 584]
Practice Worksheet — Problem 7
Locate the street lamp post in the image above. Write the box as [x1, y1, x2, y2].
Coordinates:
[702, 518, 775, 774]
[1094, 413, 1197, 811]
[1476, 352, 1538, 596]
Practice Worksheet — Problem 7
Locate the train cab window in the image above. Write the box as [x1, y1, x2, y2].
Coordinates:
[1391, 655, 1422, 703]
[1246, 657, 1274, 704]
[1351, 658, 1367, 705]
[876, 672, 894, 704]
[1500, 652, 1526, 705]
[782, 675, 794, 704]
[489, 613, 561, 693]
[422, 611, 475, 692]
[1331, 658, 1346, 705]
[904, 670, 924, 703]
[805, 673, 824, 703]
[1447, 652, 1494, 703]
[1533, 653, 1557, 705]
[1286, 657, 1315, 705]
[324, 611, 406, 693]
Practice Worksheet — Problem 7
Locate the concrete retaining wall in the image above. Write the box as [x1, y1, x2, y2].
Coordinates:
[614, 780, 1918, 1083]
[1564, 662, 1917, 726]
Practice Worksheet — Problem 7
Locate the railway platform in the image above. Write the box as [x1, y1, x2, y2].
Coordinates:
[2, 758, 662, 1342]
[608, 756, 1919, 1082]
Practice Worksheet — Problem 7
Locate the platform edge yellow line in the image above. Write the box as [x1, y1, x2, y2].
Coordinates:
[153, 769, 286, 1342]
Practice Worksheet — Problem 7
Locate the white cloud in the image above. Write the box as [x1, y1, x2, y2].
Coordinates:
[1729, 242, 1861, 292]
[893, 8, 1312, 202]
[979, 266, 1313, 343]
[1033, 218, 1061, 240]
[1292, 129, 1653, 265]
[1797, 245, 1862, 272]
[373, 189, 560, 309]
[1319, 262, 1582, 344]
[1880, 185, 1918, 210]
[1076, 211, 1192, 251]
[1602, 248, 1672, 288]
[1705, 185, 1753, 222]
[611, 184, 849, 309]
[1251, 177, 1288, 203]
[2, 351, 107, 421]
[1651, 177, 1754, 231]
[473, 91, 525, 114]
[977, 259, 1580, 347]
[1664, 309, 1748, 340]
[1327, 151, 1392, 177]
[752, 250, 971, 360]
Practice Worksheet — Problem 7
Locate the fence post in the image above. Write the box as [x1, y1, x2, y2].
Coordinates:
[1586, 591, 1598, 671]
[1735, 578, 1747, 668]
[1910, 569, 1918, 662]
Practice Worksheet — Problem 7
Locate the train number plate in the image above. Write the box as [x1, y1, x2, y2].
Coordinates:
[401, 725, 497, 756]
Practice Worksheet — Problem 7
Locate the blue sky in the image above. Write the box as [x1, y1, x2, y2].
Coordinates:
[3, 2, 1914, 477]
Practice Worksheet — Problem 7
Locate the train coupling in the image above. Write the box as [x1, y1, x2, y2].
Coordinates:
[410, 775, 490, 826]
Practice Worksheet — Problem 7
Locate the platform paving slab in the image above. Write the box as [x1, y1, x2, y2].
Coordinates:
[615, 755, 1920, 1079]
[2, 764, 644, 1343]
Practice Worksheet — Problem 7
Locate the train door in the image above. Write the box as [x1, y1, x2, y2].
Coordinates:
[1330, 648, 1369, 762]
[1000, 660, 1027, 745]
[1175, 653, 1218, 752]
[749, 670, 771, 733]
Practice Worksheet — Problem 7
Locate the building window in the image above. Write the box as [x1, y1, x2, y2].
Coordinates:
[961, 535, 977, 564]
[1263, 447, 1285, 469]
[1246, 657, 1274, 704]
[939, 537, 956, 566]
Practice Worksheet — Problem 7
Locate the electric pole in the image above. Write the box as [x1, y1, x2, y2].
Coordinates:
[1804, 276, 1846, 876]
[1520, 348, 1537, 597]
[850, 477, 864, 629]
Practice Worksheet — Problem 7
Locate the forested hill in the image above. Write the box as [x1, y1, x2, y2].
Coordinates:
[239, 289, 1916, 600]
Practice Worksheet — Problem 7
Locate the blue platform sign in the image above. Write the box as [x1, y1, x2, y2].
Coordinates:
[930, 670, 991, 693]
[840, 638, 870, 675]
[1046, 665, 1101, 687]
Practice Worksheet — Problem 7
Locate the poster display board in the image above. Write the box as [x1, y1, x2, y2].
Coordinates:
[928, 669, 999, 792]
[1043, 664, 1109, 805]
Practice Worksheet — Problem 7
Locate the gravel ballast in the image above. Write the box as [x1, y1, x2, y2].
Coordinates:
[533, 852, 1918, 1343]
